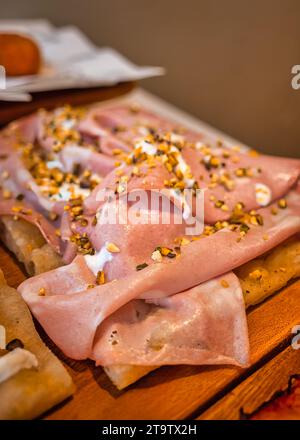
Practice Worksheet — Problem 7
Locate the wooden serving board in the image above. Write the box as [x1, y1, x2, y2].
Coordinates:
[1, 85, 300, 420]
[0, 82, 135, 127]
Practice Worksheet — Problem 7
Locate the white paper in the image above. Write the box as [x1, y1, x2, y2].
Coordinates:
[0, 20, 165, 101]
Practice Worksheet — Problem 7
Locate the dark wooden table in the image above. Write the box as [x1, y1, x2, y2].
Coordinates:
[0, 82, 135, 126]
[1, 83, 300, 419]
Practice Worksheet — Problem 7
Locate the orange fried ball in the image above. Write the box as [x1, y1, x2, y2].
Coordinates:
[0, 33, 41, 76]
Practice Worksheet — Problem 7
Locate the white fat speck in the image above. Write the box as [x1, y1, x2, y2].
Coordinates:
[84, 242, 114, 275]
[75, 187, 91, 199]
[176, 153, 189, 175]
[60, 118, 76, 130]
[170, 133, 184, 144]
[176, 156, 195, 188]
[135, 139, 157, 155]
[48, 183, 91, 202]
[255, 183, 272, 207]
[46, 160, 64, 170]
[0, 325, 6, 349]
[195, 142, 206, 150]
[151, 249, 163, 263]
[90, 173, 102, 184]
[170, 145, 195, 188]
[52, 184, 71, 201]
[184, 177, 195, 188]
[0, 348, 38, 385]
[59, 145, 92, 173]
[137, 126, 150, 136]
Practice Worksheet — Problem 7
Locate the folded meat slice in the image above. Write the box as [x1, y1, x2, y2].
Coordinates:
[86, 105, 176, 132]
[18, 187, 300, 360]
[185, 148, 300, 223]
[83, 161, 173, 215]
[0, 153, 56, 212]
[82, 192, 190, 280]
[77, 105, 178, 155]
[78, 114, 131, 156]
[3, 105, 299, 227]
[0, 113, 41, 148]
[92, 272, 249, 367]
[138, 187, 300, 300]
[5, 103, 299, 373]
[83, 138, 300, 225]
[58, 145, 115, 176]
[79, 106, 300, 222]
[19, 256, 116, 359]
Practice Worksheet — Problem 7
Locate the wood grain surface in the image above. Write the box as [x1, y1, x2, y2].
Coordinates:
[41, 280, 300, 420]
[198, 346, 300, 420]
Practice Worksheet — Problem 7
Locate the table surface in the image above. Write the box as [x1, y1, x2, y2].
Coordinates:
[0, 84, 299, 420]
[0, 82, 135, 127]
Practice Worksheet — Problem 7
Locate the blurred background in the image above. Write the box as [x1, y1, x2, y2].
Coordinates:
[1, 0, 300, 157]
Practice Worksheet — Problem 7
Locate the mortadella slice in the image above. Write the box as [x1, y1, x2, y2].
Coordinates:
[92, 272, 249, 367]
[18, 187, 300, 361]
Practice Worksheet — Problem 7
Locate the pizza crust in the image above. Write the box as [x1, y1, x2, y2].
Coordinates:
[0, 216, 62, 275]
[0, 270, 74, 419]
[235, 237, 300, 307]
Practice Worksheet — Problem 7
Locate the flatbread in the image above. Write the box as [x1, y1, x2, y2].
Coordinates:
[0, 270, 74, 419]
[0, 216, 62, 275]
[235, 236, 300, 307]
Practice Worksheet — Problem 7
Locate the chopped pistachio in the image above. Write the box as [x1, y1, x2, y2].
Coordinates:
[136, 263, 148, 271]
[220, 279, 229, 288]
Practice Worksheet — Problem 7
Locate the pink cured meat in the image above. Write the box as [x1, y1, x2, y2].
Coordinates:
[19, 264, 249, 366]
[78, 105, 177, 153]
[80, 105, 300, 223]
[58, 145, 115, 176]
[91, 272, 249, 367]
[18, 187, 300, 361]
[1, 103, 299, 371]
[84, 193, 189, 280]
[84, 148, 300, 224]
[2, 105, 300, 224]
[0, 153, 56, 212]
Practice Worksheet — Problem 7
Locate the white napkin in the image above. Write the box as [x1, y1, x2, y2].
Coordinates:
[0, 20, 165, 101]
